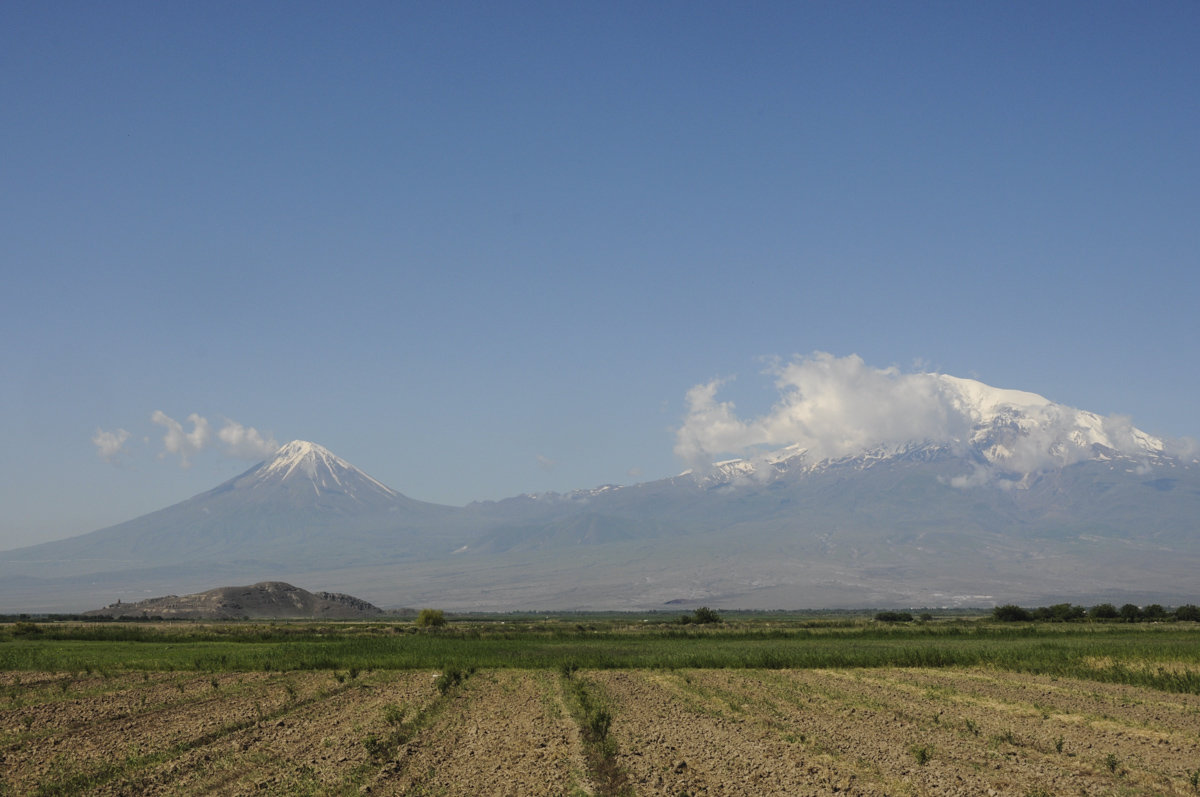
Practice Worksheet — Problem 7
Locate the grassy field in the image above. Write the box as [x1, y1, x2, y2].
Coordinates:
[4, 617, 1200, 693]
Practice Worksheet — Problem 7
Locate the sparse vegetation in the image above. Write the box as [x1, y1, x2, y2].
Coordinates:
[561, 670, 630, 795]
[434, 666, 470, 694]
[0, 637, 1197, 794]
[910, 744, 931, 765]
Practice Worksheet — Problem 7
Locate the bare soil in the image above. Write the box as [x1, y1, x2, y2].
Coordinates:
[3, 668, 1199, 795]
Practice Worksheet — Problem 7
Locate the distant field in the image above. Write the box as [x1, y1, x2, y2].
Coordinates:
[3, 619, 1200, 795]
[4, 618, 1200, 693]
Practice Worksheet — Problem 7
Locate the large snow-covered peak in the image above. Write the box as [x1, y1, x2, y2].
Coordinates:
[935, 374, 1052, 420]
[250, 440, 397, 499]
[932, 375, 1165, 466]
[685, 368, 1170, 489]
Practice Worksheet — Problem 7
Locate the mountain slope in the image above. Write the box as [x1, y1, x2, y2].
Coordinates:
[0, 441, 460, 606]
[2, 377, 1198, 612]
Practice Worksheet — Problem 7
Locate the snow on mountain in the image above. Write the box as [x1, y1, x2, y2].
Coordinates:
[245, 440, 398, 500]
[690, 374, 1172, 488]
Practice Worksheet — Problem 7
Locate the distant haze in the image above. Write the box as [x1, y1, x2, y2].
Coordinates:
[2, 368, 1197, 613]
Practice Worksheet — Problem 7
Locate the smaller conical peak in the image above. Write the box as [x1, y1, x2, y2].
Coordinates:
[254, 440, 397, 497]
[271, 440, 331, 460]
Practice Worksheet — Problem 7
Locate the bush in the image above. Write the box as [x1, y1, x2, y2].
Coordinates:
[1090, 603, 1119, 620]
[677, 607, 722, 625]
[875, 611, 914, 623]
[415, 608, 446, 628]
[993, 605, 1032, 622]
[12, 622, 41, 637]
[434, 666, 471, 694]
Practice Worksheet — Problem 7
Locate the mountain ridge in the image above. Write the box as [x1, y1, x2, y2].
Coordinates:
[2, 374, 1197, 612]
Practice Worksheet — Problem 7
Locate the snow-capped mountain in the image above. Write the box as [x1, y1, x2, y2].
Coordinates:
[240, 440, 397, 499]
[1, 381, 1198, 613]
[687, 375, 1174, 490]
[0, 441, 457, 607]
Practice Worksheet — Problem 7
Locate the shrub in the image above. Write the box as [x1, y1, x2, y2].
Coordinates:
[1119, 604, 1142, 622]
[415, 608, 446, 628]
[434, 666, 470, 694]
[12, 621, 41, 637]
[1090, 603, 1118, 620]
[875, 611, 914, 623]
[588, 707, 612, 740]
[362, 733, 387, 760]
[382, 703, 405, 726]
[993, 605, 1032, 622]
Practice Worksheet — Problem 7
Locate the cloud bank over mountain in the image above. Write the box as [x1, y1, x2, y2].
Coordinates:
[674, 352, 1168, 479]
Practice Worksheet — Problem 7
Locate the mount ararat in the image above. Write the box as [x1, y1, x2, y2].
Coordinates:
[2, 374, 1198, 612]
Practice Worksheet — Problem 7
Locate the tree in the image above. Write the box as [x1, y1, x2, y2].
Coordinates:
[993, 605, 1032, 622]
[1090, 603, 1118, 620]
[1119, 604, 1142, 623]
[1173, 604, 1200, 622]
[691, 606, 722, 624]
[415, 608, 446, 627]
[1142, 604, 1168, 621]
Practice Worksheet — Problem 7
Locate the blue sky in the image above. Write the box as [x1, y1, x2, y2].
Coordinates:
[2, 1, 1198, 549]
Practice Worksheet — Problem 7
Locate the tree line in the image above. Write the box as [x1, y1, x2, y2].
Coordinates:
[992, 602, 1200, 622]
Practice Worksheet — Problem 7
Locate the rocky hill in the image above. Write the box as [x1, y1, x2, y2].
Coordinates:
[86, 581, 384, 620]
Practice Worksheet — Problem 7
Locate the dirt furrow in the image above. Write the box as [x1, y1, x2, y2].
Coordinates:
[100, 671, 440, 796]
[693, 668, 1198, 795]
[371, 670, 585, 796]
[825, 667, 1200, 794]
[1, 672, 330, 794]
[595, 669, 866, 795]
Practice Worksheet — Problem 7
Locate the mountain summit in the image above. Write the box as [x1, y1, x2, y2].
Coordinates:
[0, 440, 456, 607]
[691, 374, 1172, 490]
[1, 376, 1197, 612]
[218, 440, 403, 510]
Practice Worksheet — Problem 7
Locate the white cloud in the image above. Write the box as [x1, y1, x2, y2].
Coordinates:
[92, 428, 130, 463]
[151, 411, 210, 467]
[217, 420, 279, 460]
[94, 412, 278, 469]
[673, 351, 1166, 483]
[536, 454, 557, 471]
[674, 353, 968, 468]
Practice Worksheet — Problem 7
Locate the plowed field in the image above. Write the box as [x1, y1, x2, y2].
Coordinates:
[3, 667, 1199, 795]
